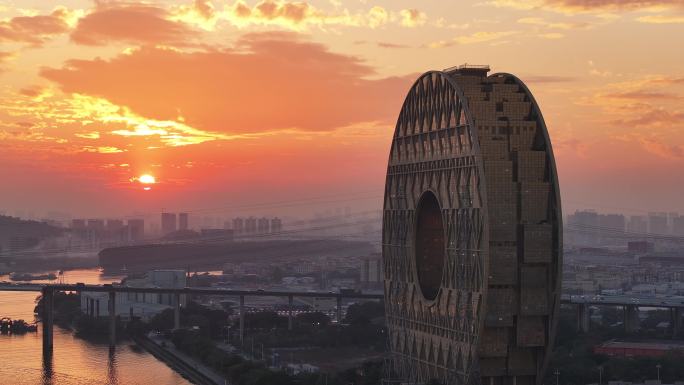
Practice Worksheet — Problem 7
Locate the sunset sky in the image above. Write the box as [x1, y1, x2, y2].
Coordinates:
[1, 0, 683, 219]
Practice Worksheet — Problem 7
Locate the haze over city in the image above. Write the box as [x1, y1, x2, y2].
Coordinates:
[1, 0, 683, 218]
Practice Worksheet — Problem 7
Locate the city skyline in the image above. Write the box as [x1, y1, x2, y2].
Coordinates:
[1, 1, 684, 217]
[1, 3, 684, 385]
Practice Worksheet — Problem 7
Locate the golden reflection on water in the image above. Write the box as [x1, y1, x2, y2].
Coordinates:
[0, 269, 190, 385]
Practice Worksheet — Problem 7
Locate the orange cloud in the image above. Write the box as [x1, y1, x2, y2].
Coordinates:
[226, 0, 362, 29]
[253, 0, 309, 22]
[429, 31, 518, 48]
[193, 0, 216, 19]
[604, 90, 682, 100]
[522, 75, 577, 83]
[610, 108, 684, 127]
[399, 9, 427, 27]
[377, 42, 411, 49]
[0, 8, 70, 46]
[517, 17, 590, 30]
[637, 136, 684, 159]
[488, 0, 683, 13]
[18, 85, 43, 97]
[647, 77, 684, 85]
[71, 3, 198, 46]
[0, 51, 16, 71]
[41, 32, 414, 134]
[82, 146, 126, 154]
[637, 14, 684, 23]
[548, 0, 683, 12]
[219, 1, 425, 31]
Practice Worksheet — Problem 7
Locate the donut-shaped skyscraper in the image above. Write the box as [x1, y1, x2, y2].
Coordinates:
[382, 65, 562, 385]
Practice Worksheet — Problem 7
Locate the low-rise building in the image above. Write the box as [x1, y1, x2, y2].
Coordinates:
[80, 270, 186, 321]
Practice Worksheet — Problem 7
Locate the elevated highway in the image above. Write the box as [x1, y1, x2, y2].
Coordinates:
[0, 282, 383, 356]
[2, 281, 682, 356]
[560, 294, 684, 334]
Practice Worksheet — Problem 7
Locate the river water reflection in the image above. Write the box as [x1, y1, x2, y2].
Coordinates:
[0, 269, 191, 385]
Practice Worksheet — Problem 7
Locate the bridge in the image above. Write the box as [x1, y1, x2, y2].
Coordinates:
[0, 282, 383, 356]
[3, 282, 684, 356]
[560, 294, 684, 335]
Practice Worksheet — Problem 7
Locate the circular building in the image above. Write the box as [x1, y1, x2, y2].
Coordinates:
[382, 65, 562, 385]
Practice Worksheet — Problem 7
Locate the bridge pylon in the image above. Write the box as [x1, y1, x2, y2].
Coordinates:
[577, 303, 590, 333]
[624, 305, 640, 333]
[672, 308, 682, 338]
[41, 287, 54, 356]
[108, 291, 116, 346]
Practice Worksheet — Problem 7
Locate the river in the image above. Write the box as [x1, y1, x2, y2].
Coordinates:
[0, 269, 191, 385]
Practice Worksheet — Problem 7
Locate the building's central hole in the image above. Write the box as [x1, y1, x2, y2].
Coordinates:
[415, 191, 446, 301]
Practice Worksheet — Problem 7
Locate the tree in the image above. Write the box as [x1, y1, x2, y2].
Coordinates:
[149, 308, 174, 331]
[295, 312, 330, 328]
[344, 301, 384, 326]
[240, 311, 288, 330]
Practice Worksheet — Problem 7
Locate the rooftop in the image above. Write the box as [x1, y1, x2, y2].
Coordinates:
[443, 63, 491, 75]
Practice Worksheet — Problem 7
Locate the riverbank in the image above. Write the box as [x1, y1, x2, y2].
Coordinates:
[134, 333, 228, 385]
[0, 289, 191, 385]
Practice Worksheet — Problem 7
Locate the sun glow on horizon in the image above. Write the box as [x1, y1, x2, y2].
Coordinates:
[138, 174, 156, 184]
[133, 174, 156, 190]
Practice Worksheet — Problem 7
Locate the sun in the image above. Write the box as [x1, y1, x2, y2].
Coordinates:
[132, 174, 156, 190]
[138, 174, 156, 184]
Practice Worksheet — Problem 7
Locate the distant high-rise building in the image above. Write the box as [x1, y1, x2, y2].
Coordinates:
[628, 215, 648, 234]
[245, 217, 257, 233]
[598, 213, 625, 245]
[257, 217, 269, 233]
[568, 210, 599, 227]
[599, 214, 625, 231]
[106, 219, 125, 241]
[87, 219, 105, 233]
[232, 217, 244, 234]
[668, 212, 679, 234]
[673, 216, 684, 237]
[149, 222, 160, 236]
[360, 254, 382, 283]
[648, 212, 668, 235]
[106, 219, 124, 232]
[271, 217, 282, 233]
[127, 219, 145, 242]
[161, 213, 177, 235]
[178, 213, 189, 231]
[567, 210, 599, 245]
[71, 219, 86, 229]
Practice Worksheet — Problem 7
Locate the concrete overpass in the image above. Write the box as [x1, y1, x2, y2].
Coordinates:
[4, 281, 682, 356]
[0, 282, 383, 356]
[560, 294, 684, 335]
